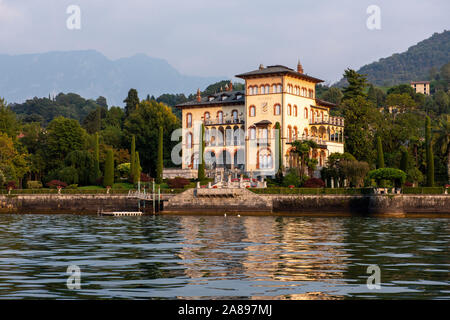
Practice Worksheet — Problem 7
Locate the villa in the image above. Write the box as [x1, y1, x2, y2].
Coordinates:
[174, 62, 344, 179]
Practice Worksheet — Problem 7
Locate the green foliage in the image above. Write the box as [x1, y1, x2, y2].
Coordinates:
[26, 180, 43, 189]
[94, 132, 101, 181]
[342, 69, 368, 101]
[343, 96, 376, 162]
[0, 169, 5, 186]
[117, 163, 131, 177]
[56, 166, 79, 185]
[12, 93, 102, 125]
[130, 135, 136, 182]
[197, 124, 205, 181]
[337, 159, 370, 187]
[368, 168, 407, 187]
[425, 116, 435, 186]
[65, 150, 96, 185]
[124, 89, 139, 117]
[0, 98, 20, 137]
[322, 87, 343, 105]
[336, 30, 450, 87]
[202, 80, 245, 96]
[282, 169, 302, 187]
[133, 151, 141, 183]
[403, 187, 444, 194]
[274, 122, 283, 182]
[156, 126, 164, 184]
[124, 100, 180, 177]
[103, 149, 114, 187]
[376, 136, 385, 169]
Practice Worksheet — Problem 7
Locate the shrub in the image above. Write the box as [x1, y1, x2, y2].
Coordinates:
[26, 181, 43, 189]
[303, 178, 325, 188]
[282, 169, 301, 187]
[46, 180, 68, 188]
[6, 181, 17, 189]
[167, 177, 191, 189]
[66, 184, 78, 189]
[368, 168, 406, 187]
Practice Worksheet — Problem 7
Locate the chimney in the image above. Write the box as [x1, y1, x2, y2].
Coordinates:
[259, 64, 264, 70]
[297, 59, 304, 73]
[228, 81, 233, 91]
[196, 88, 201, 102]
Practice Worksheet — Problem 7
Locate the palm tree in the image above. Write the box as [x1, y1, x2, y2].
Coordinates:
[290, 140, 318, 177]
[433, 115, 450, 183]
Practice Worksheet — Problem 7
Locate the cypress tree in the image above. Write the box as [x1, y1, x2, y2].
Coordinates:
[376, 136, 385, 169]
[134, 151, 141, 184]
[274, 122, 283, 182]
[198, 124, 206, 181]
[130, 135, 136, 182]
[156, 126, 163, 184]
[425, 116, 435, 186]
[103, 149, 114, 187]
[400, 147, 409, 173]
[94, 132, 101, 183]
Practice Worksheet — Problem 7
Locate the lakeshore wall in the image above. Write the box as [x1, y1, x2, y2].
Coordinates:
[0, 194, 139, 214]
[0, 193, 449, 216]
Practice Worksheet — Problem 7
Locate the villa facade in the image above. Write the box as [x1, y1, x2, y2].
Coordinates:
[175, 62, 344, 178]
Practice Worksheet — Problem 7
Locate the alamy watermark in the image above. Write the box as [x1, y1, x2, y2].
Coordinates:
[366, 264, 381, 289]
[66, 5, 81, 30]
[66, 264, 81, 290]
[366, 5, 381, 30]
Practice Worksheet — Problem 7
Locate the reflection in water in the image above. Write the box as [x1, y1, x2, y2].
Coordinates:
[0, 214, 448, 299]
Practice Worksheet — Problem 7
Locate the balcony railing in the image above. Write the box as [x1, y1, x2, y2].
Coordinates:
[309, 116, 344, 126]
[204, 117, 244, 126]
[287, 134, 344, 144]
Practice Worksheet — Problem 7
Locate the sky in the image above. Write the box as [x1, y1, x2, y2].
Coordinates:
[0, 0, 449, 84]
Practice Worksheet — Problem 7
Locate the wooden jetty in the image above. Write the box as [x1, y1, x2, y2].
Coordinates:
[99, 210, 144, 217]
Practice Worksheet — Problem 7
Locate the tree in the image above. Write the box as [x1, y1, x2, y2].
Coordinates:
[342, 69, 368, 101]
[130, 135, 136, 182]
[425, 116, 435, 186]
[376, 136, 385, 169]
[399, 147, 409, 173]
[368, 168, 406, 188]
[337, 159, 370, 187]
[434, 115, 450, 184]
[65, 150, 96, 185]
[343, 96, 376, 162]
[124, 89, 139, 117]
[290, 139, 318, 177]
[322, 87, 343, 105]
[197, 124, 206, 181]
[156, 126, 163, 184]
[123, 100, 180, 177]
[94, 132, 101, 182]
[0, 98, 20, 138]
[0, 132, 16, 165]
[45, 116, 87, 169]
[103, 149, 114, 187]
[274, 122, 283, 182]
[133, 151, 141, 184]
[385, 93, 417, 111]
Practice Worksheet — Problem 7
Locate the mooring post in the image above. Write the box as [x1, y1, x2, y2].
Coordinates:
[158, 186, 161, 213]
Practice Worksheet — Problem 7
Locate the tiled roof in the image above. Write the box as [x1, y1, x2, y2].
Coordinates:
[175, 90, 245, 108]
[315, 98, 338, 108]
[236, 65, 323, 83]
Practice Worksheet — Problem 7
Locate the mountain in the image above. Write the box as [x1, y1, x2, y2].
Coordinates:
[0, 50, 221, 106]
[335, 30, 450, 87]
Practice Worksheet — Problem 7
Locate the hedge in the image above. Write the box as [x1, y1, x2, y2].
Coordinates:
[402, 187, 445, 194]
[249, 187, 373, 195]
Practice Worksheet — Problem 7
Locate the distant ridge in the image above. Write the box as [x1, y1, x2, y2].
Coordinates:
[335, 30, 450, 87]
[0, 50, 221, 106]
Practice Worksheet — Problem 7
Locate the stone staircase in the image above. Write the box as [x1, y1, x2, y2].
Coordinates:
[164, 188, 273, 214]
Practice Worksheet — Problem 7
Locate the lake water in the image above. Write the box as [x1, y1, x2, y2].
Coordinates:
[0, 214, 448, 299]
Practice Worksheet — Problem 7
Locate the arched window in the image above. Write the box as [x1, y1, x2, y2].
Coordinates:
[260, 85, 265, 94]
[287, 125, 292, 142]
[265, 85, 270, 93]
[277, 84, 282, 93]
[232, 110, 238, 123]
[249, 105, 256, 117]
[287, 104, 292, 116]
[249, 87, 253, 95]
[204, 112, 210, 123]
[272, 84, 277, 93]
[217, 111, 223, 123]
[293, 105, 297, 117]
[293, 126, 298, 141]
[186, 113, 192, 128]
[249, 127, 256, 140]
[304, 107, 308, 119]
[274, 104, 281, 115]
[254, 86, 258, 95]
[186, 132, 193, 148]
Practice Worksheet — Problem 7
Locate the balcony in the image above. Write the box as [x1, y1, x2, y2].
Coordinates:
[287, 134, 344, 145]
[309, 116, 344, 126]
[204, 117, 245, 126]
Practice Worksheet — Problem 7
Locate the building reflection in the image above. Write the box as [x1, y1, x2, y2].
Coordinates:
[176, 216, 350, 299]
